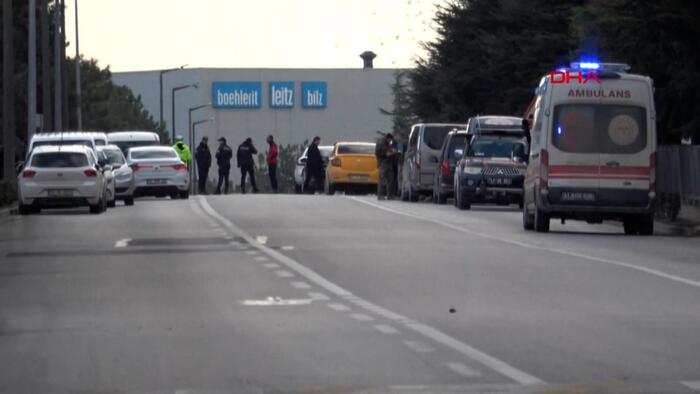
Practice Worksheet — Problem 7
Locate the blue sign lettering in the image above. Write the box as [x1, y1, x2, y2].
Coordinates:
[212, 81, 262, 109]
[269, 81, 295, 108]
[302, 81, 327, 108]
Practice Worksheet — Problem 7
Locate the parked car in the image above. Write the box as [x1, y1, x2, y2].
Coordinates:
[467, 115, 525, 137]
[107, 131, 161, 155]
[400, 123, 467, 201]
[98, 145, 134, 206]
[95, 149, 116, 208]
[127, 146, 189, 199]
[325, 142, 378, 195]
[18, 145, 108, 214]
[522, 62, 656, 235]
[454, 133, 528, 210]
[294, 145, 333, 193]
[432, 129, 469, 204]
[25, 132, 98, 161]
[83, 131, 109, 146]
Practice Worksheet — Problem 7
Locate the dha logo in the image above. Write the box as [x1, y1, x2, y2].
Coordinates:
[212, 82, 262, 109]
[550, 70, 601, 85]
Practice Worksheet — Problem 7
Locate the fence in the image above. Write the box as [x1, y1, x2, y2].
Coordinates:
[657, 145, 700, 203]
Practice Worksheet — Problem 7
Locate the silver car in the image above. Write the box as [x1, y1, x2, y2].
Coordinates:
[98, 145, 134, 206]
[127, 146, 190, 199]
[294, 145, 333, 193]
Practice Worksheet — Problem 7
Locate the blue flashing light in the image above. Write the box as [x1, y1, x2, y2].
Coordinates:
[572, 61, 600, 70]
[557, 126, 563, 136]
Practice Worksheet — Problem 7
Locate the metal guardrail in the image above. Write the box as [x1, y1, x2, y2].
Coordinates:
[658, 145, 700, 202]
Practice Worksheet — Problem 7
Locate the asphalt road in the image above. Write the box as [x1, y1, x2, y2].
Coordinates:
[1, 194, 700, 393]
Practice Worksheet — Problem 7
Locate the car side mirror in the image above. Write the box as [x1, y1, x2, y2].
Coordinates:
[15, 161, 25, 174]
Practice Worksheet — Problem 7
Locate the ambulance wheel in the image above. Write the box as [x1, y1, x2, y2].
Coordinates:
[534, 206, 550, 232]
[638, 214, 654, 236]
[124, 197, 134, 206]
[523, 202, 534, 230]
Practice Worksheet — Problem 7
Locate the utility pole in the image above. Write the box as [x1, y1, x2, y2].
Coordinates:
[2, 0, 16, 180]
[28, 0, 38, 140]
[60, 0, 68, 129]
[40, 0, 52, 131]
[53, 0, 63, 131]
[74, 0, 82, 130]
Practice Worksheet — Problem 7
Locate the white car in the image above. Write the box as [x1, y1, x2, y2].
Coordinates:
[294, 145, 333, 193]
[127, 146, 190, 199]
[98, 145, 135, 206]
[18, 145, 108, 215]
[108, 131, 161, 155]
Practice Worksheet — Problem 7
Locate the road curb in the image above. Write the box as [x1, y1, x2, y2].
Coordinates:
[655, 220, 700, 237]
[0, 205, 17, 218]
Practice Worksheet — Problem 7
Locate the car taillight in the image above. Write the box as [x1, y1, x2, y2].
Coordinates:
[22, 169, 36, 178]
[130, 163, 140, 171]
[331, 157, 341, 167]
[649, 152, 656, 191]
[174, 164, 187, 172]
[84, 168, 98, 177]
[539, 149, 549, 188]
[441, 161, 449, 177]
[416, 152, 421, 171]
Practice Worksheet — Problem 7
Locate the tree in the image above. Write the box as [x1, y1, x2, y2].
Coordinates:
[380, 70, 417, 141]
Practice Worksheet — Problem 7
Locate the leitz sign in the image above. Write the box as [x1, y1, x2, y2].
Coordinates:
[212, 81, 328, 109]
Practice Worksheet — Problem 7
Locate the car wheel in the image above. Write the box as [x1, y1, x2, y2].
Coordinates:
[169, 193, 179, 199]
[108, 199, 116, 208]
[522, 201, 534, 230]
[124, 197, 134, 206]
[89, 200, 103, 214]
[18, 203, 32, 215]
[638, 213, 654, 236]
[518, 198, 524, 210]
[179, 191, 189, 199]
[437, 192, 447, 205]
[623, 218, 638, 235]
[533, 205, 550, 233]
[456, 191, 470, 210]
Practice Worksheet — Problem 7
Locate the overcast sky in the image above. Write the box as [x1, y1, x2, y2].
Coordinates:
[63, 0, 445, 72]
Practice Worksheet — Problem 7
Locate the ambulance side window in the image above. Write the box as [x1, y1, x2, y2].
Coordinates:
[532, 96, 544, 147]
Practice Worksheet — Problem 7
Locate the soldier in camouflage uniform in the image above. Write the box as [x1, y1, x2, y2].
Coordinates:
[375, 133, 396, 200]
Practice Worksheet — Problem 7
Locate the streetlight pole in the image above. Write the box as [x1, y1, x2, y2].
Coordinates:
[188, 104, 210, 192]
[73, 0, 81, 130]
[171, 83, 197, 143]
[192, 118, 213, 194]
[28, 0, 37, 139]
[159, 65, 186, 131]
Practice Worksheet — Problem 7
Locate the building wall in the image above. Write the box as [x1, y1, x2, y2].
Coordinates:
[112, 68, 399, 150]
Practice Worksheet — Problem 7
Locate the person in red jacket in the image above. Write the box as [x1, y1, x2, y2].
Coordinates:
[266, 135, 279, 193]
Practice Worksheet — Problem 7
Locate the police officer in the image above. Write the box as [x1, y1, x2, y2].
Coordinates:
[375, 133, 396, 200]
[172, 135, 192, 168]
[195, 136, 212, 194]
[237, 137, 259, 194]
[303, 136, 324, 194]
[215, 137, 233, 194]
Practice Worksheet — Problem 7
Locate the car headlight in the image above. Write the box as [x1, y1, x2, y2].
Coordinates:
[463, 166, 482, 175]
[115, 172, 132, 180]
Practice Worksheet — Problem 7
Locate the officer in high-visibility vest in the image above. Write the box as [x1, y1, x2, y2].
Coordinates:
[173, 135, 192, 168]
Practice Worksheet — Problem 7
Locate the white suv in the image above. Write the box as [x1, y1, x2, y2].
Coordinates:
[18, 145, 108, 214]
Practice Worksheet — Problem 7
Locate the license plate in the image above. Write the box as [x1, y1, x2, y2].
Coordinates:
[349, 174, 369, 181]
[48, 189, 73, 197]
[561, 191, 596, 202]
[146, 179, 167, 185]
[487, 177, 511, 185]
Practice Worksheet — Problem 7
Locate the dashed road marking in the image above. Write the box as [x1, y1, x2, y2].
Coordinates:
[403, 340, 435, 353]
[327, 303, 351, 312]
[245, 250, 259, 256]
[254, 256, 269, 262]
[281, 245, 295, 251]
[445, 362, 482, 377]
[291, 281, 311, 290]
[350, 313, 374, 322]
[308, 292, 330, 301]
[263, 262, 280, 269]
[255, 235, 268, 245]
[274, 270, 294, 278]
[197, 196, 544, 386]
[114, 238, 131, 248]
[682, 381, 700, 391]
[373, 324, 400, 335]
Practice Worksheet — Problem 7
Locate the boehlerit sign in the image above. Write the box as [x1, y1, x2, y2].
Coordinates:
[212, 81, 262, 109]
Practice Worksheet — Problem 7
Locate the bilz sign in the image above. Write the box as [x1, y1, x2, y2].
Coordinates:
[212, 81, 262, 108]
[302, 82, 327, 108]
[550, 70, 601, 85]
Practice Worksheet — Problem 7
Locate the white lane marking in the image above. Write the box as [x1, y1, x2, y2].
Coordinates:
[349, 197, 700, 290]
[263, 263, 281, 269]
[197, 196, 544, 386]
[350, 313, 374, 322]
[373, 324, 400, 335]
[403, 340, 435, 353]
[327, 303, 351, 312]
[291, 281, 311, 290]
[254, 256, 269, 262]
[445, 362, 482, 377]
[308, 292, 330, 301]
[114, 238, 131, 248]
[274, 270, 295, 278]
[281, 245, 295, 251]
[245, 250, 259, 256]
[241, 296, 313, 306]
[682, 381, 700, 391]
[255, 235, 268, 245]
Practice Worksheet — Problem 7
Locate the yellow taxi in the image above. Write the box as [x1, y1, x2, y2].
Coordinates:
[325, 142, 378, 194]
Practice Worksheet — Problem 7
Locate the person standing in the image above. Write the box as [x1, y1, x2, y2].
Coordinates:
[214, 137, 233, 194]
[237, 137, 259, 194]
[303, 136, 324, 194]
[195, 136, 212, 194]
[375, 133, 396, 200]
[266, 135, 279, 193]
[173, 135, 192, 168]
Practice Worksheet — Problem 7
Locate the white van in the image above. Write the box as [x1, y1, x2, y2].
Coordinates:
[522, 63, 656, 235]
[83, 132, 109, 146]
[107, 131, 161, 155]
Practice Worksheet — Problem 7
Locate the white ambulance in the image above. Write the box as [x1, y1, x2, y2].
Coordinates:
[522, 62, 656, 235]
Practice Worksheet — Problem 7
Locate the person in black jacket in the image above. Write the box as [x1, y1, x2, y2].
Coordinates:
[215, 137, 233, 194]
[303, 136, 324, 194]
[195, 136, 212, 194]
[237, 137, 259, 194]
